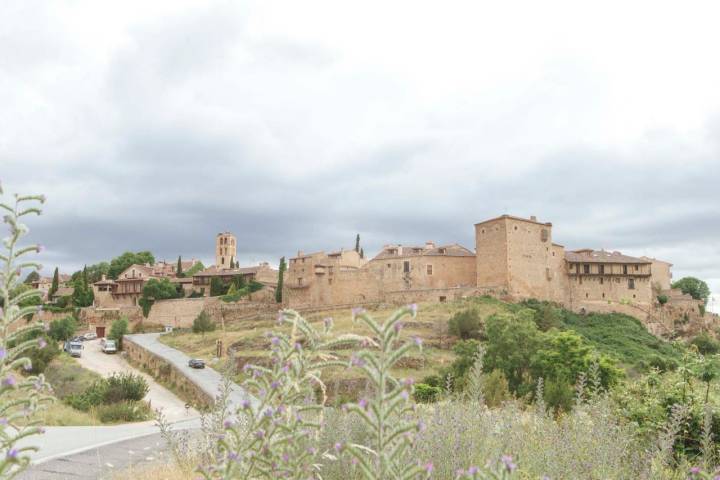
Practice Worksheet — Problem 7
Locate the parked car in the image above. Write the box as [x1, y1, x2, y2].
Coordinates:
[188, 359, 205, 369]
[71, 335, 86, 342]
[84, 332, 97, 340]
[102, 339, 117, 354]
[63, 341, 84, 358]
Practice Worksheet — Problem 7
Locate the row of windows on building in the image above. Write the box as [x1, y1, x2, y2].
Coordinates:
[576, 275, 639, 289]
[569, 263, 642, 275]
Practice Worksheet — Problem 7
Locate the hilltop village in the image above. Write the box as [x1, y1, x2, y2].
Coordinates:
[38, 214, 709, 338]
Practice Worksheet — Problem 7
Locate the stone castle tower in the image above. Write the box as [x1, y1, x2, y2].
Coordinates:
[216, 232, 237, 270]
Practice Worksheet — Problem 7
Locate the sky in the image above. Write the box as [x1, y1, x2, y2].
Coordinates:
[1, 0, 719, 312]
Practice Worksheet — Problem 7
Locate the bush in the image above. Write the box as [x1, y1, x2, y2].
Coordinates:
[94, 401, 152, 423]
[482, 369, 511, 407]
[192, 310, 216, 334]
[26, 335, 60, 374]
[689, 332, 720, 355]
[48, 316, 77, 342]
[108, 317, 129, 350]
[543, 378, 575, 412]
[448, 308, 482, 339]
[657, 294, 669, 305]
[210, 277, 227, 297]
[413, 383, 442, 403]
[103, 372, 149, 403]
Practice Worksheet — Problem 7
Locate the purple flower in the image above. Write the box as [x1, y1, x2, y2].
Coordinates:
[36, 244, 45, 253]
[38, 337, 47, 349]
[689, 466, 701, 475]
[227, 451, 239, 461]
[6, 448, 18, 460]
[255, 429, 265, 440]
[294, 342, 302, 351]
[394, 322, 403, 333]
[350, 354, 366, 368]
[423, 462, 434, 473]
[501, 455, 516, 472]
[401, 390, 409, 400]
[358, 398, 368, 409]
[282, 453, 289, 462]
[270, 337, 280, 346]
[241, 399, 251, 409]
[417, 419, 426, 432]
[408, 303, 418, 316]
[0, 418, 8, 425]
[3, 375, 16, 387]
[23, 362, 32, 371]
[0, 348, 6, 360]
[468, 466, 479, 474]
[223, 419, 235, 428]
[270, 380, 280, 390]
[351, 307, 365, 319]
[413, 337, 423, 347]
[334, 442, 342, 452]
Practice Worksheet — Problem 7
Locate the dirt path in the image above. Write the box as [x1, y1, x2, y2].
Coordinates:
[77, 339, 198, 422]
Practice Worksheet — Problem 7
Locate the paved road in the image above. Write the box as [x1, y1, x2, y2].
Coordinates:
[125, 333, 257, 411]
[77, 338, 197, 422]
[19, 332, 255, 478]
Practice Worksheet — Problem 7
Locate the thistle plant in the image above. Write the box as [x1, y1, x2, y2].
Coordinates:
[0, 187, 53, 477]
[202, 309, 360, 479]
[465, 344, 485, 404]
[453, 455, 519, 479]
[339, 305, 429, 480]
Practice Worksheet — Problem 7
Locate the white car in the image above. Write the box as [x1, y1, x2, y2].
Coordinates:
[102, 339, 117, 354]
[84, 332, 97, 340]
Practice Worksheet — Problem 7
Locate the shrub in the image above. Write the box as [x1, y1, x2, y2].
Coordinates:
[25, 335, 60, 374]
[657, 294, 669, 305]
[108, 317, 129, 350]
[188, 290, 204, 298]
[209, 277, 227, 297]
[103, 372, 149, 403]
[192, 311, 216, 334]
[482, 369, 511, 407]
[448, 308, 482, 339]
[543, 378, 575, 412]
[48, 315, 77, 342]
[413, 383, 442, 403]
[690, 333, 720, 355]
[94, 401, 152, 423]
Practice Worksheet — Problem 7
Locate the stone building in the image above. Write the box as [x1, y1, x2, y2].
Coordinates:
[216, 232, 237, 270]
[283, 214, 693, 322]
[192, 262, 279, 296]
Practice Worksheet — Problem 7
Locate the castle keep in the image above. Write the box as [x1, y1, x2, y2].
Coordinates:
[284, 214, 695, 322]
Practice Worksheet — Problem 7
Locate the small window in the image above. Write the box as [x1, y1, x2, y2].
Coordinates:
[439, 296, 447, 302]
[540, 229, 549, 242]
[387, 263, 391, 268]
[403, 261, 410, 273]
[598, 265, 605, 275]
[623, 265, 628, 275]
[426, 265, 433, 275]
[635, 265, 639, 271]
[600, 277, 604, 285]
[585, 293, 589, 298]
[481, 229, 486, 234]
[602, 293, 605, 298]
[438, 248, 447, 254]
[628, 278, 635, 290]
[514, 225, 518, 230]
[583, 264, 590, 274]
[297, 277, 303, 286]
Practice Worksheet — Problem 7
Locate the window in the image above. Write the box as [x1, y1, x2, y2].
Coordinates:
[514, 225, 518, 230]
[602, 293, 605, 298]
[541, 229, 549, 242]
[297, 277, 303, 286]
[439, 296, 447, 302]
[635, 265, 639, 271]
[403, 261, 410, 273]
[438, 248, 447, 254]
[623, 265, 628, 275]
[585, 293, 589, 298]
[426, 265, 433, 275]
[583, 264, 590, 274]
[600, 277, 604, 285]
[598, 265, 605, 275]
[628, 278, 635, 290]
[387, 263, 391, 268]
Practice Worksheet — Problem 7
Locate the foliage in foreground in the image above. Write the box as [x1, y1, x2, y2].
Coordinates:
[0, 188, 53, 477]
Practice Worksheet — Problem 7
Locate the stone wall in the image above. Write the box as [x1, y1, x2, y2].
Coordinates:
[145, 296, 280, 328]
[123, 336, 214, 407]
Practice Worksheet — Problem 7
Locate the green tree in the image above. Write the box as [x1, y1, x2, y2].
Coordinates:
[108, 251, 155, 279]
[48, 316, 77, 342]
[232, 274, 247, 290]
[210, 277, 227, 297]
[176, 256, 184, 277]
[109, 317, 129, 350]
[690, 333, 720, 355]
[484, 310, 542, 395]
[23, 270, 40, 284]
[184, 261, 205, 277]
[447, 308, 482, 339]
[72, 262, 110, 284]
[360, 248, 364, 259]
[673, 276, 711, 305]
[49, 266, 60, 298]
[355, 233, 360, 253]
[192, 310, 216, 334]
[71, 266, 94, 307]
[482, 369, 511, 407]
[139, 278, 180, 317]
[276, 257, 286, 303]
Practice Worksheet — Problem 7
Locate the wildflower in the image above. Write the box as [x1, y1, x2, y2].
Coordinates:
[323, 317, 333, 329]
[350, 354, 366, 368]
[36, 244, 44, 253]
[3, 374, 16, 387]
[417, 419, 426, 432]
[0, 418, 8, 425]
[255, 430, 265, 440]
[351, 307, 365, 319]
[334, 442, 343, 452]
[423, 462, 434, 474]
[223, 419, 235, 428]
[689, 466, 701, 475]
[409, 303, 418, 316]
[413, 336, 423, 347]
[468, 466, 479, 474]
[270, 380, 280, 390]
[241, 399, 251, 409]
[270, 337, 280, 346]
[401, 390, 409, 400]
[294, 342, 302, 352]
[501, 455, 517, 472]
[358, 398, 368, 409]
[38, 337, 47, 349]
[6, 449, 18, 460]
[0, 348, 6, 360]
[227, 451, 239, 461]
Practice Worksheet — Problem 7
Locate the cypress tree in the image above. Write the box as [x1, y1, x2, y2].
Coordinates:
[360, 248, 364, 259]
[355, 234, 360, 252]
[177, 255, 183, 277]
[276, 257, 286, 303]
[49, 267, 59, 298]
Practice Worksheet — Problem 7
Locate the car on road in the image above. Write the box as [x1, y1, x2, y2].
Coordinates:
[188, 359, 205, 369]
[71, 335, 86, 342]
[83, 332, 97, 340]
[102, 339, 117, 354]
[63, 340, 84, 358]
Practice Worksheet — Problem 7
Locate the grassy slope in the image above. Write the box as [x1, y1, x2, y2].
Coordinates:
[160, 296, 682, 391]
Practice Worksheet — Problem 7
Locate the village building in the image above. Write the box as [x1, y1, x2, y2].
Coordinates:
[31, 273, 71, 301]
[192, 262, 279, 295]
[283, 214, 702, 322]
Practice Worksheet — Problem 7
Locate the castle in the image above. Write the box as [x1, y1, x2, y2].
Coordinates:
[283, 214, 701, 324]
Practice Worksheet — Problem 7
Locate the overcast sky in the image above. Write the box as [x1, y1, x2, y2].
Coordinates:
[1, 0, 719, 312]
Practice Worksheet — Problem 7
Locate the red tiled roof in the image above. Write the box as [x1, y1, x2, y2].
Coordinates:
[372, 243, 474, 260]
[565, 249, 651, 264]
